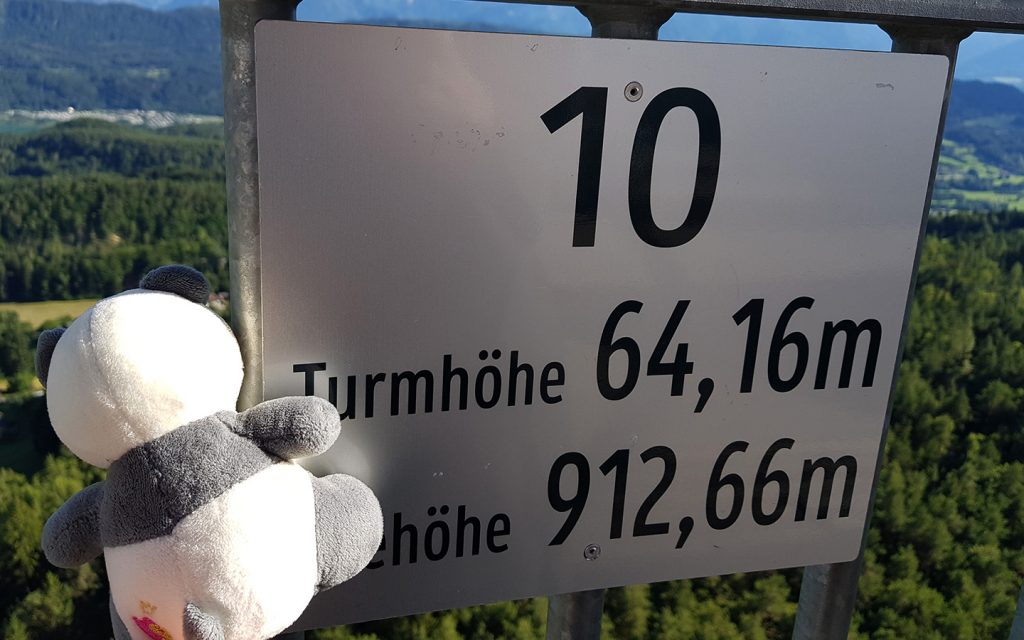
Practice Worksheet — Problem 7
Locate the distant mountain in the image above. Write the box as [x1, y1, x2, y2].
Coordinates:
[66, 0, 216, 8]
[0, 0, 221, 113]
[20, 0, 902, 50]
[54, 0, 1024, 83]
[945, 80, 1024, 175]
[4, 0, 1024, 126]
[930, 80, 1024, 213]
[949, 80, 1024, 122]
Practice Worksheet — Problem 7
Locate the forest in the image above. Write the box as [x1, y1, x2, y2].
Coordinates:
[5, 209, 1024, 638]
[3, 113, 1024, 637]
[0, 120, 229, 302]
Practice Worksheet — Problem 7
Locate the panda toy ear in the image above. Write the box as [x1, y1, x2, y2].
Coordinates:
[36, 327, 66, 388]
[140, 265, 210, 304]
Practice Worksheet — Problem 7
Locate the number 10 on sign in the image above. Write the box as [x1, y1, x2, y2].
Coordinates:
[541, 86, 722, 248]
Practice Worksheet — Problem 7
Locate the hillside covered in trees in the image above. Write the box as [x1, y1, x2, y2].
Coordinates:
[0, 0, 221, 113]
[1, 80, 1021, 305]
[4, 210, 1024, 638]
[933, 81, 1024, 213]
[0, 119, 228, 301]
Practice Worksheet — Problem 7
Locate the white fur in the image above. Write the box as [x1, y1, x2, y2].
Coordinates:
[107, 463, 318, 640]
[46, 290, 243, 467]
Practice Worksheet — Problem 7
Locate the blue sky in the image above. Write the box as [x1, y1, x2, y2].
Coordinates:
[293, 0, 1024, 84]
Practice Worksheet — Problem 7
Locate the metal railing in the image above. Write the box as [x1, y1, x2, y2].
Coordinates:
[215, 1, 1024, 638]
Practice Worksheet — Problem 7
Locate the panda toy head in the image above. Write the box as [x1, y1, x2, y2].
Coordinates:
[37, 265, 243, 468]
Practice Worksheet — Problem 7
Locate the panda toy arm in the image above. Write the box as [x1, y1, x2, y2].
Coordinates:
[41, 481, 105, 568]
[233, 396, 341, 460]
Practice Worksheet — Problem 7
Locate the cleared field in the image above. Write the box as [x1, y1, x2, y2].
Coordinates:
[0, 299, 97, 327]
[934, 139, 1024, 213]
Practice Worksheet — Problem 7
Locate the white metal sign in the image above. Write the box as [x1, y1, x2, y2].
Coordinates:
[255, 21, 947, 626]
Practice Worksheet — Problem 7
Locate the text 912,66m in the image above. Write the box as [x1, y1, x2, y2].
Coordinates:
[548, 439, 858, 550]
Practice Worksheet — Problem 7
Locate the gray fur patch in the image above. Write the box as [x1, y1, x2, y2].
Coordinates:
[110, 595, 131, 640]
[183, 602, 224, 640]
[41, 481, 104, 568]
[101, 414, 275, 548]
[312, 474, 383, 593]
[140, 265, 210, 304]
[35, 327, 66, 387]
[235, 396, 341, 460]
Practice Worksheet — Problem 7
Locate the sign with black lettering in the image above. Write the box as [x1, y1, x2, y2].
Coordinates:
[254, 22, 948, 626]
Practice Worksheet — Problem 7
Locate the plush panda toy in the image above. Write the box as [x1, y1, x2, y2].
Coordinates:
[35, 265, 382, 640]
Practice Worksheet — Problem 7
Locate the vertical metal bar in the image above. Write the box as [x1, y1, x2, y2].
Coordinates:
[791, 560, 865, 639]
[791, 24, 969, 640]
[546, 589, 606, 640]
[1009, 582, 1024, 639]
[219, 1, 303, 639]
[579, 4, 674, 39]
[541, 8, 673, 640]
[220, 0, 300, 414]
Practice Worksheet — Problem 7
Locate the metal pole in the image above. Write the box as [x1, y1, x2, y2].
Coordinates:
[541, 8, 673, 640]
[579, 4, 674, 39]
[219, 0, 303, 638]
[1009, 582, 1024, 639]
[546, 589, 606, 640]
[791, 23, 969, 640]
[220, 0, 300, 413]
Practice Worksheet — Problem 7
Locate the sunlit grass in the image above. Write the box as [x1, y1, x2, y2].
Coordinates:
[0, 299, 97, 327]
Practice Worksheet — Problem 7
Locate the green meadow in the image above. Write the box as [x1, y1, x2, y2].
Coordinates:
[0, 300, 97, 327]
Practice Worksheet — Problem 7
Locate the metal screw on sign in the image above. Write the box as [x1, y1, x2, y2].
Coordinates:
[583, 544, 602, 560]
[624, 81, 643, 102]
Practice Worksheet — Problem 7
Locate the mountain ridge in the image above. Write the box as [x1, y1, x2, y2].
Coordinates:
[6, 0, 1024, 111]
[0, 0, 221, 113]
[53, 0, 1024, 85]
